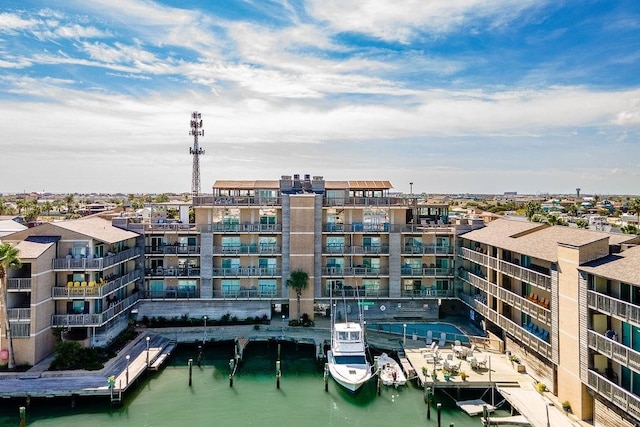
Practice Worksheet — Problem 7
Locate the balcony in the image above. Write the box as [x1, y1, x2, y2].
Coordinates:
[211, 267, 280, 277]
[213, 244, 281, 255]
[588, 290, 640, 326]
[146, 267, 201, 277]
[52, 270, 143, 299]
[322, 266, 389, 276]
[192, 196, 281, 206]
[588, 329, 640, 373]
[141, 222, 196, 232]
[7, 308, 30, 321]
[323, 245, 389, 255]
[322, 287, 389, 298]
[51, 293, 139, 327]
[458, 247, 551, 290]
[323, 196, 409, 207]
[324, 223, 390, 233]
[215, 287, 280, 299]
[202, 223, 282, 233]
[401, 267, 454, 277]
[53, 247, 142, 271]
[586, 369, 640, 421]
[459, 292, 552, 359]
[401, 288, 454, 298]
[6, 278, 31, 291]
[145, 245, 201, 255]
[403, 245, 454, 255]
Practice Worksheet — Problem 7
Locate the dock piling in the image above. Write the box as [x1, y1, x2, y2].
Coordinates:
[425, 386, 431, 419]
[19, 406, 26, 427]
[188, 359, 193, 386]
[276, 360, 281, 389]
[377, 375, 381, 396]
[229, 358, 236, 387]
[197, 345, 202, 368]
[437, 402, 442, 427]
[324, 363, 329, 392]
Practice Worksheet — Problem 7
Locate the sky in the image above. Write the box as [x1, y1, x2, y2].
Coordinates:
[1, 0, 639, 196]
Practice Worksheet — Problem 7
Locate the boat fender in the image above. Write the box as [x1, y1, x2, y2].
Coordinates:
[380, 305, 386, 311]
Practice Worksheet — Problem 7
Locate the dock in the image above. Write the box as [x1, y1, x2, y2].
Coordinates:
[481, 415, 530, 426]
[456, 399, 495, 416]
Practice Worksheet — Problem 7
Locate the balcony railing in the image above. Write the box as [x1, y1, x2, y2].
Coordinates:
[213, 245, 281, 255]
[401, 267, 454, 277]
[323, 245, 390, 255]
[588, 290, 640, 326]
[459, 292, 552, 359]
[53, 247, 142, 271]
[458, 247, 551, 290]
[587, 369, 640, 421]
[141, 223, 196, 232]
[322, 266, 389, 276]
[324, 223, 390, 233]
[324, 196, 410, 207]
[7, 308, 30, 321]
[401, 289, 454, 298]
[403, 245, 454, 255]
[588, 329, 640, 373]
[321, 288, 390, 298]
[51, 293, 139, 327]
[6, 278, 31, 290]
[145, 245, 201, 255]
[192, 196, 281, 206]
[146, 267, 201, 277]
[52, 270, 143, 299]
[202, 223, 282, 233]
[211, 267, 280, 277]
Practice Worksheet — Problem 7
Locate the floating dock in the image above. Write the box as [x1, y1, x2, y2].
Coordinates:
[481, 415, 530, 426]
[456, 399, 495, 416]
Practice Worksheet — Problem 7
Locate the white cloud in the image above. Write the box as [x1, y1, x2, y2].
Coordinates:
[306, 0, 546, 42]
[0, 13, 39, 32]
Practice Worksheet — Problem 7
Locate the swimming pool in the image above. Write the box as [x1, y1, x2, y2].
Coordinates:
[367, 322, 470, 344]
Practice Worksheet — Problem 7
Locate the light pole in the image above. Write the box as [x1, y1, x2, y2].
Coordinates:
[125, 354, 130, 385]
[403, 323, 407, 346]
[282, 314, 285, 338]
[203, 315, 208, 344]
[146, 336, 150, 367]
[409, 182, 413, 195]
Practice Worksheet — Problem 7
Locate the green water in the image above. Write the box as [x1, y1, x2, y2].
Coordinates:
[0, 342, 509, 426]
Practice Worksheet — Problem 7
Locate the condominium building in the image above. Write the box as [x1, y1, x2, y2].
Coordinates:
[457, 218, 640, 426]
[0, 217, 143, 365]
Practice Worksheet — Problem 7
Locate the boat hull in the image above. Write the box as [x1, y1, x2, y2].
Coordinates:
[327, 350, 373, 393]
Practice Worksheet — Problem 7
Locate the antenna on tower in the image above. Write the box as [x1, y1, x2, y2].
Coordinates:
[189, 111, 205, 196]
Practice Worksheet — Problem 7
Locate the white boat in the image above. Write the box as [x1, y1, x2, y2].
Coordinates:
[375, 353, 407, 387]
[327, 321, 373, 392]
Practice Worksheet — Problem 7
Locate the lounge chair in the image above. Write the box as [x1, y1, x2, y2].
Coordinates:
[438, 332, 447, 347]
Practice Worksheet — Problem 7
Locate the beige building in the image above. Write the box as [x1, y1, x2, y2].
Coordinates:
[457, 218, 640, 426]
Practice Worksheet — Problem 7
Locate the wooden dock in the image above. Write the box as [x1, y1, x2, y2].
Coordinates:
[456, 399, 495, 416]
[481, 415, 530, 426]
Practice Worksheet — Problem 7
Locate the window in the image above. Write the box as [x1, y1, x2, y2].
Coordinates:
[221, 279, 240, 296]
[363, 236, 380, 248]
[222, 258, 240, 269]
[150, 280, 164, 298]
[327, 236, 345, 253]
[363, 279, 380, 292]
[258, 279, 276, 296]
[178, 280, 197, 297]
[259, 236, 277, 251]
[436, 237, 449, 247]
[222, 237, 240, 253]
[259, 258, 277, 273]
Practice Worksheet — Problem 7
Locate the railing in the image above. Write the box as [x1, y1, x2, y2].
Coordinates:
[145, 245, 201, 255]
[324, 196, 410, 207]
[213, 245, 281, 255]
[211, 267, 280, 277]
[7, 308, 30, 321]
[52, 270, 143, 299]
[51, 293, 139, 327]
[146, 267, 201, 277]
[588, 290, 640, 326]
[53, 247, 142, 270]
[458, 247, 551, 290]
[324, 223, 390, 232]
[588, 329, 640, 373]
[458, 292, 552, 359]
[321, 266, 389, 276]
[323, 245, 390, 255]
[201, 223, 282, 233]
[587, 369, 640, 421]
[401, 267, 454, 277]
[10, 323, 30, 338]
[321, 288, 390, 298]
[215, 288, 280, 299]
[192, 196, 281, 206]
[402, 245, 454, 255]
[391, 224, 453, 233]
[142, 223, 196, 232]
[6, 278, 31, 290]
[401, 289, 455, 298]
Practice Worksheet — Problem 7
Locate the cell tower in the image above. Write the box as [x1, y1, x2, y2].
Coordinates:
[189, 111, 205, 196]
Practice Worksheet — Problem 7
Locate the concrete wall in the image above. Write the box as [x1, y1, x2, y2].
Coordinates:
[135, 300, 271, 322]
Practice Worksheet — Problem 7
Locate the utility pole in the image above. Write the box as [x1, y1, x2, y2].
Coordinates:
[189, 111, 205, 197]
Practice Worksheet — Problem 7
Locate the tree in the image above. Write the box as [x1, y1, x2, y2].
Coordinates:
[621, 224, 639, 235]
[0, 243, 21, 369]
[525, 201, 542, 221]
[575, 219, 589, 229]
[64, 194, 75, 214]
[629, 198, 640, 220]
[42, 201, 53, 217]
[286, 270, 309, 322]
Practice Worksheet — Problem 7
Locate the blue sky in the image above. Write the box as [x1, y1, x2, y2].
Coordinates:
[1, 0, 639, 195]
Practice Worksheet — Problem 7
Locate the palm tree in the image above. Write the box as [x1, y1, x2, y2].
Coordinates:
[0, 243, 22, 369]
[64, 194, 75, 214]
[286, 270, 309, 322]
[525, 201, 541, 221]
